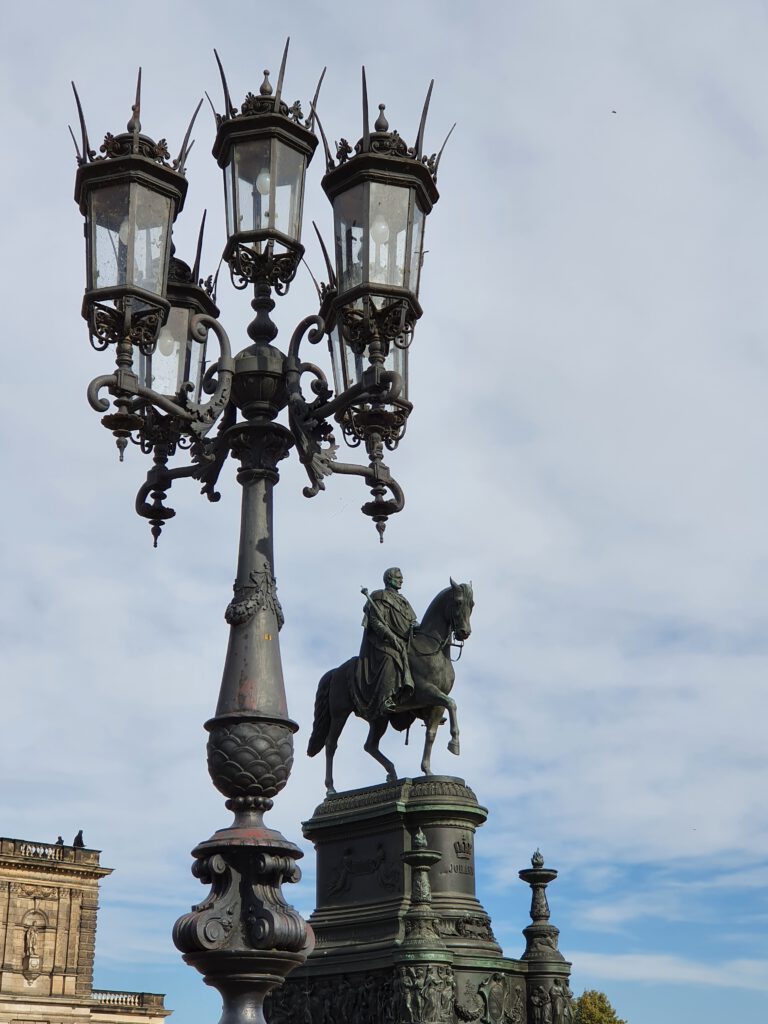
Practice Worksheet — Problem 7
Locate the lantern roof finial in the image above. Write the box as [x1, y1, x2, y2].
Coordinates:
[374, 104, 388, 132]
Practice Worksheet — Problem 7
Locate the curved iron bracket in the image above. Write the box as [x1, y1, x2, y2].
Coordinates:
[87, 315, 234, 441]
[134, 403, 236, 545]
[284, 314, 406, 539]
[285, 315, 338, 498]
[185, 314, 235, 437]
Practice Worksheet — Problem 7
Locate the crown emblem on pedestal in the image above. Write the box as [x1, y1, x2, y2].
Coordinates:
[454, 835, 472, 860]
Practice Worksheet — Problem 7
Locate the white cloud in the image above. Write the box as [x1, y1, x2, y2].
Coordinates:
[2, 2, 768, 1023]
[573, 952, 768, 992]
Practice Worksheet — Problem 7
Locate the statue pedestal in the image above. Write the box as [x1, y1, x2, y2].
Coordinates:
[303, 775, 500, 964]
[266, 776, 572, 1024]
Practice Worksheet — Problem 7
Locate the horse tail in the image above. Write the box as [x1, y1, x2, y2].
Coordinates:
[307, 670, 333, 757]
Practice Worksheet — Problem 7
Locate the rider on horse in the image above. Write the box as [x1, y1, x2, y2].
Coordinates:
[353, 568, 418, 719]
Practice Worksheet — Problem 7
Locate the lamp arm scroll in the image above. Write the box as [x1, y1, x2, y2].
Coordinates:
[310, 368, 403, 423]
[185, 314, 235, 435]
[285, 314, 339, 498]
[283, 311, 406, 537]
[87, 374, 118, 413]
[133, 406, 236, 545]
[87, 316, 234, 439]
[332, 458, 405, 513]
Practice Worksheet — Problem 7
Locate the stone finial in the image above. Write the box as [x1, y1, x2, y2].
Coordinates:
[518, 852, 564, 963]
[400, 828, 444, 949]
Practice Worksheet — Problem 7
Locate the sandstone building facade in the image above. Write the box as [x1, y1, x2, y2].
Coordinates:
[0, 837, 169, 1024]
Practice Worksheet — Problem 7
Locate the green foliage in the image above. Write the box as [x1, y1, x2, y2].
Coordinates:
[573, 989, 627, 1024]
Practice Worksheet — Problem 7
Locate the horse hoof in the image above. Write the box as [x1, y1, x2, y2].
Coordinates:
[386, 771, 397, 783]
[326, 786, 336, 797]
[448, 739, 460, 756]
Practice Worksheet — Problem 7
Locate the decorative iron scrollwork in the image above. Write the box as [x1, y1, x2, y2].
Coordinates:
[228, 243, 302, 293]
[245, 852, 307, 952]
[101, 130, 171, 163]
[88, 302, 165, 353]
[173, 854, 238, 952]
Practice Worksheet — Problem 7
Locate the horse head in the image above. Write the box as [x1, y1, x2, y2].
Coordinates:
[448, 577, 474, 641]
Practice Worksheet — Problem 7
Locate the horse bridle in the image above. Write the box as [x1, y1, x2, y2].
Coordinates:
[412, 606, 465, 663]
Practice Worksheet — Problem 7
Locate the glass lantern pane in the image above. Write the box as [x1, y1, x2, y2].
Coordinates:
[138, 307, 191, 397]
[128, 183, 172, 297]
[333, 183, 366, 294]
[328, 327, 345, 397]
[346, 338, 365, 390]
[273, 141, 305, 242]
[391, 341, 408, 401]
[407, 200, 425, 295]
[90, 184, 131, 290]
[234, 138, 273, 248]
[367, 182, 409, 289]
[189, 334, 207, 405]
[224, 164, 235, 239]
[329, 325, 365, 395]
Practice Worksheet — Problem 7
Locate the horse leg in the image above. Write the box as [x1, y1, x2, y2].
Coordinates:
[413, 682, 461, 756]
[446, 699, 460, 756]
[324, 708, 351, 796]
[364, 718, 397, 783]
[421, 709, 444, 776]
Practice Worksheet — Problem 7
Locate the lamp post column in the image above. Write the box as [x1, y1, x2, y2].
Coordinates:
[174, 310, 312, 1024]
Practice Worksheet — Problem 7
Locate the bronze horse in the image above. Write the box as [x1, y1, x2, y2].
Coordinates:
[307, 580, 474, 794]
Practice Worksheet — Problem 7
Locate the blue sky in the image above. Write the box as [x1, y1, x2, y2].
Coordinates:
[2, 2, 768, 1023]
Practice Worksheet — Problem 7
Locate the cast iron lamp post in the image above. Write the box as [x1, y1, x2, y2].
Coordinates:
[71, 44, 449, 1024]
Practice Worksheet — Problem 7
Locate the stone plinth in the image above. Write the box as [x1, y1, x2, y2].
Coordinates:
[303, 775, 500, 965]
[265, 776, 554, 1024]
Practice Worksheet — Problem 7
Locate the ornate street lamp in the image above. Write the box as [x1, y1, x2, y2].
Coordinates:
[71, 46, 448, 1024]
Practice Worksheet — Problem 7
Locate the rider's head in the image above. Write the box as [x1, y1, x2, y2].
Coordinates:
[384, 567, 403, 589]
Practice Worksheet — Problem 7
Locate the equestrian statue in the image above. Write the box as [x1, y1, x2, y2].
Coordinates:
[308, 569, 475, 794]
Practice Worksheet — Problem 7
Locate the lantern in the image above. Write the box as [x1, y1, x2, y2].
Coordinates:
[212, 63, 318, 285]
[73, 86, 190, 348]
[136, 256, 218, 404]
[320, 90, 441, 447]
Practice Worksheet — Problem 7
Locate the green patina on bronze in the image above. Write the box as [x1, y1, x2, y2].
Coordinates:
[266, 777, 574, 1024]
